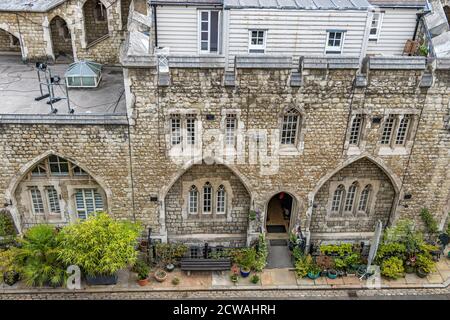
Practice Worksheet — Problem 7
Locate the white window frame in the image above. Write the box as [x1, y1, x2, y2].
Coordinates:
[325, 30, 346, 54]
[170, 114, 182, 146]
[225, 113, 237, 146]
[48, 155, 69, 176]
[380, 115, 395, 145]
[331, 185, 345, 214]
[186, 114, 196, 145]
[198, 10, 221, 54]
[30, 186, 45, 215]
[46, 186, 61, 215]
[280, 108, 300, 146]
[248, 29, 267, 54]
[202, 182, 212, 214]
[216, 185, 226, 214]
[369, 12, 384, 41]
[74, 188, 103, 220]
[343, 183, 358, 213]
[188, 185, 199, 214]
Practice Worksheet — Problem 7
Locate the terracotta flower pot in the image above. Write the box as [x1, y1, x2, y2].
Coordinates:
[138, 278, 149, 286]
[154, 269, 167, 282]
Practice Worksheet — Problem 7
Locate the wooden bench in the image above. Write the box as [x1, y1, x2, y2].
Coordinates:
[180, 258, 231, 275]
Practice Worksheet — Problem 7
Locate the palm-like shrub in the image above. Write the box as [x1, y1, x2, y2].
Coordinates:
[58, 212, 142, 276]
[17, 225, 67, 287]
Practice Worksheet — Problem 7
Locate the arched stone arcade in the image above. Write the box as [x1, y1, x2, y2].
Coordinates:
[5, 151, 110, 233]
[305, 155, 400, 246]
[162, 161, 252, 247]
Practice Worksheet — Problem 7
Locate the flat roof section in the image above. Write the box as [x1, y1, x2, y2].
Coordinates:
[0, 55, 126, 115]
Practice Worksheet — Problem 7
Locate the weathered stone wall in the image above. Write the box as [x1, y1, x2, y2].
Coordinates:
[311, 158, 395, 234]
[0, 0, 126, 64]
[125, 64, 450, 242]
[0, 123, 134, 232]
[49, 16, 72, 57]
[0, 29, 20, 52]
[165, 163, 250, 236]
[0, 63, 448, 244]
[82, 0, 109, 45]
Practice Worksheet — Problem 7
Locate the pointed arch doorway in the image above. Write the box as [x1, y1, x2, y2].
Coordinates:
[265, 192, 297, 239]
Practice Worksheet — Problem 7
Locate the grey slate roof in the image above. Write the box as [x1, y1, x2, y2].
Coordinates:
[224, 0, 371, 9]
[150, 0, 223, 5]
[367, 0, 427, 7]
[0, 0, 66, 12]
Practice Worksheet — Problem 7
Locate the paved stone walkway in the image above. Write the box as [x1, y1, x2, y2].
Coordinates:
[1, 251, 449, 299]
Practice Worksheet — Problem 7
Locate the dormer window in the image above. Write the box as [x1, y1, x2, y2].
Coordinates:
[325, 30, 345, 54]
[369, 12, 383, 40]
[248, 30, 266, 54]
[199, 10, 220, 54]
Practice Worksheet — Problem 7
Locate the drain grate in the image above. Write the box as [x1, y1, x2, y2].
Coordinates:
[267, 225, 287, 233]
[270, 239, 287, 246]
[347, 290, 358, 298]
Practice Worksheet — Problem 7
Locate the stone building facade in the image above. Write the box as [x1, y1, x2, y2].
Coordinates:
[0, 1, 449, 251]
[0, 0, 136, 63]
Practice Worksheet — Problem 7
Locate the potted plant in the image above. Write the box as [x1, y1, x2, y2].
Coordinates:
[288, 232, 298, 251]
[58, 212, 142, 286]
[154, 269, 168, 282]
[0, 247, 21, 286]
[327, 269, 338, 279]
[134, 258, 149, 286]
[381, 256, 404, 279]
[230, 274, 239, 283]
[237, 248, 256, 278]
[17, 225, 67, 287]
[307, 263, 321, 280]
[405, 256, 416, 274]
[415, 253, 435, 278]
[172, 277, 180, 285]
[250, 274, 260, 284]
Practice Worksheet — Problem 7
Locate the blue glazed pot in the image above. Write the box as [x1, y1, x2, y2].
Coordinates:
[327, 270, 338, 279]
[307, 271, 321, 280]
[240, 268, 251, 278]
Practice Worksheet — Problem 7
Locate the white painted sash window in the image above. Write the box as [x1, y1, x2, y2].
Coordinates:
[331, 185, 345, 213]
[30, 186, 45, 214]
[344, 183, 358, 212]
[46, 186, 61, 214]
[325, 30, 345, 54]
[188, 185, 199, 214]
[369, 12, 383, 40]
[75, 188, 103, 220]
[216, 185, 226, 214]
[281, 108, 300, 145]
[186, 114, 197, 145]
[202, 182, 212, 214]
[170, 114, 182, 145]
[199, 10, 220, 54]
[225, 113, 237, 146]
[248, 30, 266, 54]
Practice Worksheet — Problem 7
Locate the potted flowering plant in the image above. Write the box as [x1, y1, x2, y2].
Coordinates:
[230, 265, 239, 283]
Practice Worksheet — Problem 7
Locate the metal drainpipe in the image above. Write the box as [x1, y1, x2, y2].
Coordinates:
[152, 4, 158, 47]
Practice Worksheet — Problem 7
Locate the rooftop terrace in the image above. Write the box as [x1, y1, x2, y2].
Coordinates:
[0, 55, 126, 116]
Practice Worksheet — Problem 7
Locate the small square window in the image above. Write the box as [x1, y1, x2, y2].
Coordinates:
[249, 30, 266, 54]
[326, 31, 345, 54]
